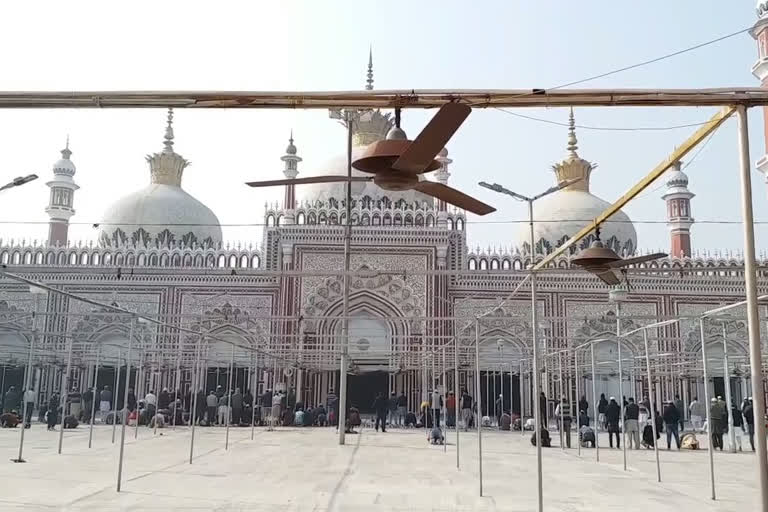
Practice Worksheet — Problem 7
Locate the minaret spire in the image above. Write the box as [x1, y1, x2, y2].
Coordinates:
[163, 108, 175, 153]
[567, 107, 578, 156]
[365, 46, 374, 90]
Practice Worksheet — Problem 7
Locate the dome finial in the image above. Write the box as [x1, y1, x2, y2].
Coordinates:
[365, 45, 374, 91]
[61, 134, 72, 160]
[285, 129, 297, 155]
[163, 108, 175, 153]
[567, 107, 578, 156]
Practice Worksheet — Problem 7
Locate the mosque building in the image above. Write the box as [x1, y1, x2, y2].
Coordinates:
[0, 14, 766, 416]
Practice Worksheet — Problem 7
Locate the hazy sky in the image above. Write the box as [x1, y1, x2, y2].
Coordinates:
[1, 1, 767, 255]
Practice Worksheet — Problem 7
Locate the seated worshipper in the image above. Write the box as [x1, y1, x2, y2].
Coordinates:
[531, 427, 552, 447]
[314, 405, 327, 426]
[500, 412, 512, 431]
[294, 408, 305, 426]
[681, 432, 700, 450]
[151, 412, 166, 429]
[345, 406, 362, 434]
[302, 407, 314, 427]
[405, 411, 417, 428]
[578, 410, 590, 428]
[579, 425, 596, 447]
[481, 415, 492, 427]
[0, 410, 20, 428]
[429, 426, 445, 445]
[63, 415, 78, 429]
[524, 418, 536, 431]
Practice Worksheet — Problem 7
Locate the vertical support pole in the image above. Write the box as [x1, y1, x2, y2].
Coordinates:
[528, 197, 543, 512]
[337, 110, 353, 446]
[14, 294, 39, 463]
[172, 335, 182, 430]
[735, 105, 768, 512]
[643, 330, 661, 482]
[57, 335, 74, 454]
[189, 331, 203, 464]
[442, 346, 447, 453]
[616, 302, 626, 470]
[454, 338, 459, 469]
[699, 317, 716, 500]
[251, 354, 258, 440]
[134, 349, 143, 440]
[225, 342, 234, 450]
[558, 352, 564, 450]
[474, 319, 483, 497]
[520, 359, 525, 438]
[89, 345, 101, 448]
[575, 348, 580, 457]
[116, 317, 134, 492]
[112, 349, 121, 444]
[721, 322, 735, 453]
[590, 342, 599, 462]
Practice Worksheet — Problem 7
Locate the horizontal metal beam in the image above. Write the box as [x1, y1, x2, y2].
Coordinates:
[0, 88, 767, 109]
[533, 106, 736, 270]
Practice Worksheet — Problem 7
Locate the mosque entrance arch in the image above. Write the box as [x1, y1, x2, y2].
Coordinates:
[0, 331, 31, 404]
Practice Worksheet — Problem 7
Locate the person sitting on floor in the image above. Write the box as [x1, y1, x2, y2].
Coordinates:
[0, 410, 20, 428]
[63, 415, 78, 429]
[531, 427, 552, 447]
[500, 412, 512, 431]
[429, 426, 444, 445]
[579, 425, 596, 447]
[405, 411, 417, 428]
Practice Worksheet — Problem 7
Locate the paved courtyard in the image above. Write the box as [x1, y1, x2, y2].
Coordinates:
[0, 423, 760, 511]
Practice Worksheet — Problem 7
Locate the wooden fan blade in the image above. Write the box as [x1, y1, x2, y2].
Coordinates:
[608, 253, 667, 268]
[588, 267, 621, 286]
[391, 103, 471, 173]
[246, 176, 371, 187]
[413, 181, 495, 216]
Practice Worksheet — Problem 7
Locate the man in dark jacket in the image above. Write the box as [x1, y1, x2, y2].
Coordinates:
[231, 388, 243, 425]
[397, 392, 407, 426]
[743, 398, 755, 451]
[158, 388, 171, 410]
[195, 389, 206, 424]
[598, 393, 608, 430]
[82, 387, 94, 423]
[674, 395, 685, 432]
[624, 398, 640, 449]
[127, 388, 137, 413]
[372, 392, 388, 432]
[731, 404, 744, 451]
[606, 397, 621, 448]
[539, 392, 548, 428]
[709, 397, 725, 450]
[460, 390, 473, 431]
[663, 401, 681, 449]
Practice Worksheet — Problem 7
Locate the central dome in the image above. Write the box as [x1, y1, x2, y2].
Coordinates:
[513, 109, 636, 256]
[99, 109, 222, 247]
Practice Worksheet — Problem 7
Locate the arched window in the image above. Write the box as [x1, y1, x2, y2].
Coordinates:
[229, 254, 237, 267]
[307, 212, 317, 224]
[479, 259, 488, 270]
[251, 255, 260, 268]
[23, 252, 32, 264]
[415, 215, 424, 226]
[393, 214, 402, 226]
[276, 215, 282, 226]
[502, 259, 511, 270]
[266, 215, 275, 227]
[104, 253, 113, 265]
[318, 213, 327, 225]
[148, 254, 157, 266]
[183, 254, 193, 266]
[115, 253, 124, 266]
[46, 252, 54, 264]
[92, 253, 100, 265]
[361, 214, 370, 225]
[491, 259, 499, 270]
[80, 252, 89, 265]
[218, 255, 226, 267]
[383, 214, 391, 226]
[35, 252, 43, 264]
[468, 258, 477, 270]
[171, 254, 181, 266]
[240, 255, 249, 268]
[448, 218, 455, 230]
[137, 253, 146, 266]
[296, 212, 306, 225]
[426, 215, 434, 227]
[160, 253, 169, 266]
[372, 215, 381, 226]
[206, 254, 216, 267]
[329, 213, 338, 224]
[404, 215, 413, 226]
[194, 255, 204, 267]
[68, 252, 76, 265]
[57, 252, 66, 265]
[456, 218, 464, 231]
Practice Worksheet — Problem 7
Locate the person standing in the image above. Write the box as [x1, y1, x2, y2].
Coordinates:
[689, 397, 704, 432]
[709, 397, 725, 450]
[387, 392, 397, 427]
[4, 386, 20, 414]
[99, 385, 112, 421]
[743, 398, 755, 451]
[606, 397, 621, 449]
[218, 392, 230, 426]
[373, 391, 388, 432]
[494, 394, 503, 427]
[431, 389, 443, 428]
[126, 388, 137, 413]
[460, 390, 473, 431]
[205, 391, 217, 425]
[674, 395, 685, 432]
[81, 387, 93, 423]
[158, 388, 171, 411]
[446, 391, 456, 428]
[539, 392, 548, 429]
[22, 387, 35, 427]
[663, 400, 681, 449]
[731, 403, 744, 451]
[624, 397, 640, 449]
[396, 392, 407, 426]
[195, 389, 206, 425]
[231, 387, 243, 426]
[559, 399, 573, 448]
[578, 395, 589, 421]
[597, 393, 608, 431]
[144, 390, 157, 421]
[47, 392, 59, 430]
[326, 389, 338, 427]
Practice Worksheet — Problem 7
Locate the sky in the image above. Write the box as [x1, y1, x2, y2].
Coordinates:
[0, 0, 766, 255]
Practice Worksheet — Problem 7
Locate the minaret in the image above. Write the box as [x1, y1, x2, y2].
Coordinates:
[662, 161, 695, 257]
[45, 138, 79, 246]
[435, 147, 452, 228]
[281, 131, 301, 225]
[365, 46, 374, 90]
[752, 2, 768, 192]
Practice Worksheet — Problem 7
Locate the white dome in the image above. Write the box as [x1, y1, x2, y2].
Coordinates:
[100, 184, 222, 247]
[298, 145, 434, 207]
[514, 189, 636, 256]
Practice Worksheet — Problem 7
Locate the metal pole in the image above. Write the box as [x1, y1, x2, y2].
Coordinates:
[442, 346, 447, 453]
[111, 349, 122, 444]
[474, 319, 483, 497]
[172, 336, 182, 430]
[699, 317, 716, 500]
[643, 330, 661, 482]
[720, 322, 735, 453]
[337, 110, 353, 445]
[225, 342, 234, 450]
[116, 317, 134, 492]
[616, 302, 626, 470]
[736, 105, 768, 512]
[14, 295, 39, 463]
[134, 349, 142, 440]
[57, 335, 74, 454]
[454, 338, 459, 469]
[528, 198, 543, 512]
[558, 352, 564, 450]
[575, 347, 580, 456]
[189, 331, 203, 464]
[520, 359, 525, 438]
[251, 354, 258, 441]
[89, 345, 101, 448]
[590, 342, 599, 462]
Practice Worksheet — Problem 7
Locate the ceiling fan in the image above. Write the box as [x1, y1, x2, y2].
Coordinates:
[570, 226, 666, 286]
[246, 103, 496, 216]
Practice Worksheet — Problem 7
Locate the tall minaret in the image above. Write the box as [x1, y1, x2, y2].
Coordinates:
[45, 138, 79, 246]
[752, 2, 768, 192]
[662, 161, 695, 257]
[365, 46, 374, 90]
[281, 131, 301, 225]
[435, 147, 452, 228]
